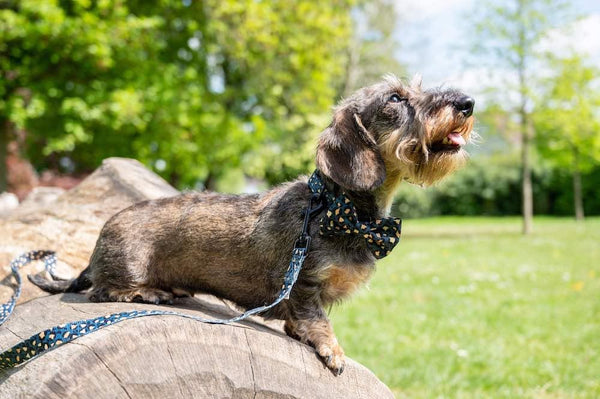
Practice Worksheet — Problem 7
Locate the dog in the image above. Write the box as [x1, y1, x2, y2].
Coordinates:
[30, 75, 475, 375]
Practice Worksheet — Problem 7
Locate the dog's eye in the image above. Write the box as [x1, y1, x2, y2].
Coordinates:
[388, 94, 405, 103]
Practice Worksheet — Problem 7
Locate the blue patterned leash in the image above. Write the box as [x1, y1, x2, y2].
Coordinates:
[0, 250, 58, 326]
[0, 194, 324, 371]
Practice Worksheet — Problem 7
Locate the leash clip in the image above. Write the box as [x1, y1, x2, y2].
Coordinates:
[294, 193, 323, 251]
[294, 234, 311, 251]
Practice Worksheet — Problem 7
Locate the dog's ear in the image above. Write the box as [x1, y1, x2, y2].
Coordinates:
[316, 107, 386, 191]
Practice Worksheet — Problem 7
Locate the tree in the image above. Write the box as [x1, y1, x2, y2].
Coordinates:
[256, 0, 406, 186]
[1, 0, 356, 191]
[470, 0, 571, 234]
[339, 0, 405, 97]
[533, 55, 600, 220]
[199, 0, 356, 187]
[0, 0, 164, 190]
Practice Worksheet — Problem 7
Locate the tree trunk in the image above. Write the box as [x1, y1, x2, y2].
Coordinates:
[0, 295, 394, 399]
[572, 149, 584, 221]
[0, 118, 10, 193]
[204, 170, 217, 191]
[517, 5, 533, 235]
[521, 117, 533, 234]
[341, 42, 360, 98]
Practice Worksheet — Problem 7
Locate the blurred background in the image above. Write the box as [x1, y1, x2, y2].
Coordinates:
[1, 0, 599, 223]
[1, 0, 599, 397]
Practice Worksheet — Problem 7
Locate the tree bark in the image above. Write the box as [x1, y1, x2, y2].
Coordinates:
[572, 148, 584, 221]
[0, 295, 394, 399]
[0, 157, 180, 306]
[0, 118, 10, 193]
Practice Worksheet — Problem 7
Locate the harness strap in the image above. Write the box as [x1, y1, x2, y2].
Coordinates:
[0, 192, 322, 371]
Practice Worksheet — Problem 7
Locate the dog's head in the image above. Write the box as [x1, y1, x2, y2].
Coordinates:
[316, 75, 475, 191]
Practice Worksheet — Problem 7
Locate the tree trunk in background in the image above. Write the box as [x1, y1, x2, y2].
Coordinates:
[204, 171, 217, 191]
[518, 6, 533, 236]
[521, 117, 533, 234]
[340, 43, 359, 98]
[573, 149, 584, 221]
[0, 118, 10, 193]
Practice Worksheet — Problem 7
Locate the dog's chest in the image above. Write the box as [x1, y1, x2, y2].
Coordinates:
[319, 264, 373, 303]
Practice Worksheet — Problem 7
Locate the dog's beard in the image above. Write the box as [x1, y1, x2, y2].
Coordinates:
[412, 148, 469, 185]
[381, 113, 474, 186]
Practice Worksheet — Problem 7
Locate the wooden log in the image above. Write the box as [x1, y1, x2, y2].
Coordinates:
[0, 158, 179, 305]
[0, 158, 393, 397]
[0, 293, 393, 399]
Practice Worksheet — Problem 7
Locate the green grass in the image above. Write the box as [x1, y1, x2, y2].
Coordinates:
[330, 217, 600, 398]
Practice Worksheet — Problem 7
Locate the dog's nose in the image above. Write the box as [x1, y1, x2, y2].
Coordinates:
[454, 96, 474, 117]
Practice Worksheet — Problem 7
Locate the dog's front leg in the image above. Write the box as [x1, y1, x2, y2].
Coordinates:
[285, 308, 345, 375]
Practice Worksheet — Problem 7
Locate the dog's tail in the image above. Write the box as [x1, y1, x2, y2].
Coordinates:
[28, 265, 93, 294]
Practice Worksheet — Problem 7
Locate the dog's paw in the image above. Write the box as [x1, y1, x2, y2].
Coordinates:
[110, 288, 174, 305]
[316, 344, 346, 375]
[171, 287, 194, 298]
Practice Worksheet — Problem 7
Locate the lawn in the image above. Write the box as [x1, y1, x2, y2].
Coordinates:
[330, 217, 600, 398]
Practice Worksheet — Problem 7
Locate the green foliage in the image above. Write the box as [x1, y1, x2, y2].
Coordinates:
[331, 217, 600, 398]
[394, 155, 600, 218]
[1, 0, 356, 188]
[394, 184, 434, 219]
[1, 0, 166, 173]
[533, 55, 600, 172]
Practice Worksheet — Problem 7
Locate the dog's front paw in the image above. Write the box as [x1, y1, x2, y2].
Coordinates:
[317, 343, 346, 375]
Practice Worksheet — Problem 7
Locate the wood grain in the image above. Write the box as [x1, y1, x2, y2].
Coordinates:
[0, 294, 393, 399]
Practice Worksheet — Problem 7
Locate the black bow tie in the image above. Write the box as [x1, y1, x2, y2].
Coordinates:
[308, 171, 402, 259]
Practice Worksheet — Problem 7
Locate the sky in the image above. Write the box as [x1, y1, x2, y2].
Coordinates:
[393, 0, 600, 100]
